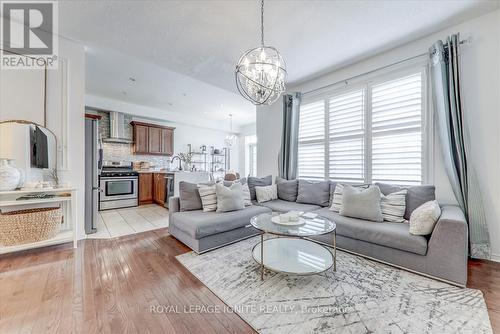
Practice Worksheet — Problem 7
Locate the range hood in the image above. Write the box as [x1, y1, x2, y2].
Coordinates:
[102, 111, 133, 144]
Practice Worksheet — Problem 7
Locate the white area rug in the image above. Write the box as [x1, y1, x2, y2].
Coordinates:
[176, 236, 492, 334]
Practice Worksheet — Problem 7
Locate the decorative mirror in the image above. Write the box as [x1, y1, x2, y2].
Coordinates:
[0, 120, 58, 191]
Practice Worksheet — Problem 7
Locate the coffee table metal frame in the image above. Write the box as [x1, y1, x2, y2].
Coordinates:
[250, 213, 337, 280]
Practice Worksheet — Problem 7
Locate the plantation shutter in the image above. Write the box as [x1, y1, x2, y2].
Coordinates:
[328, 89, 365, 183]
[298, 100, 325, 180]
[371, 73, 423, 185]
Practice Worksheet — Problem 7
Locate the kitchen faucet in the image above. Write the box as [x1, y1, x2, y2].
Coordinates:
[171, 155, 182, 171]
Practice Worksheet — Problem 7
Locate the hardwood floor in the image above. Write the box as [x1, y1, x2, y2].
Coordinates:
[0, 229, 254, 334]
[1, 230, 499, 333]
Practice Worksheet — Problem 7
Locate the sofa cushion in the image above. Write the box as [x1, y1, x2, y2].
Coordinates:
[179, 181, 203, 211]
[315, 208, 428, 255]
[255, 184, 278, 203]
[340, 185, 383, 222]
[258, 199, 321, 213]
[376, 183, 435, 220]
[215, 183, 245, 213]
[171, 205, 271, 239]
[276, 178, 298, 202]
[296, 180, 330, 207]
[247, 175, 272, 200]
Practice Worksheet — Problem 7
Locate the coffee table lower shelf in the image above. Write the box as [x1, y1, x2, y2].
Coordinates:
[252, 237, 334, 279]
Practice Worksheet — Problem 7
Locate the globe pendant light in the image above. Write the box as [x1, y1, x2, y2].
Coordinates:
[235, 0, 287, 105]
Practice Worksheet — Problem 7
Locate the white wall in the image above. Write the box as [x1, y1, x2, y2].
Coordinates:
[257, 10, 500, 259]
[86, 95, 242, 173]
[0, 36, 86, 239]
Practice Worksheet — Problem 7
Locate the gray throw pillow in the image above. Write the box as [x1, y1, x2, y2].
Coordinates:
[296, 179, 330, 207]
[215, 183, 245, 212]
[376, 183, 435, 220]
[340, 185, 383, 222]
[247, 175, 272, 200]
[276, 178, 298, 202]
[179, 181, 202, 211]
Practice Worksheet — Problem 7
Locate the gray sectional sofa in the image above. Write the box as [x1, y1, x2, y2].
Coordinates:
[169, 178, 468, 286]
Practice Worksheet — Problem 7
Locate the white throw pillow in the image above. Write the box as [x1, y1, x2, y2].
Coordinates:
[409, 200, 441, 235]
[329, 184, 368, 212]
[198, 185, 217, 212]
[255, 184, 278, 203]
[215, 183, 245, 213]
[242, 184, 252, 206]
[381, 189, 407, 223]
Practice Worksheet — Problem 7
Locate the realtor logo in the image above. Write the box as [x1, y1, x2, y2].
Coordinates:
[1, 1, 58, 69]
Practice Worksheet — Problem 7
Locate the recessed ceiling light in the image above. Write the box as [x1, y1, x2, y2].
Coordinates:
[168, 102, 173, 106]
[121, 91, 127, 95]
[182, 93, 187, 97]
[129, 77, 136, 82]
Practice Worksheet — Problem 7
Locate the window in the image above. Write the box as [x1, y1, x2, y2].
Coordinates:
[298, 69, 426, 185]
[245, 135, 257, 177]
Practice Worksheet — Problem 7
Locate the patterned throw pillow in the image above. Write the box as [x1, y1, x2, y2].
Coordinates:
[242, 184, 252, 206]
[255, 184, 278, 203]
[198, 185, 217, 212]
[381, 189, 407, 223]
[329, 184, 369, 212]
[409, 200, 441, 235]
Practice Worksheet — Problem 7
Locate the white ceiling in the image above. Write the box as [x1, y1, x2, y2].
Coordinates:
[58, 0, 498, 126]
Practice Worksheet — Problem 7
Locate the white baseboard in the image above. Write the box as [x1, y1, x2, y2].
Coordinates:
[490, 253, 500, 263]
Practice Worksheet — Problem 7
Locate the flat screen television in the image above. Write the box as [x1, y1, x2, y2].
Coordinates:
[30, 126, 49, 169]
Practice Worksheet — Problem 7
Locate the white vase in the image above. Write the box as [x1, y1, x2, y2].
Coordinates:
[0, 158, 21, 191]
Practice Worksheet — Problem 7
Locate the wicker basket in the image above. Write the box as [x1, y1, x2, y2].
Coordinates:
[0, 207, 63, 246]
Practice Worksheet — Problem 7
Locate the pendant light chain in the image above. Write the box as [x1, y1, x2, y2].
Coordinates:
[260, 0, 264, 46]
[234, 0, 287, 105]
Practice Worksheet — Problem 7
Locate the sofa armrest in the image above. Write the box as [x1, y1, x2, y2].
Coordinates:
[426, 205, 468, 286]
[169, 197, 180, 222]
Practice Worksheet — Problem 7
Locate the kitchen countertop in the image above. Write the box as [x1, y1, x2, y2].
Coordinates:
[135, 170, 210, 174]
[135, 170, 171, 174]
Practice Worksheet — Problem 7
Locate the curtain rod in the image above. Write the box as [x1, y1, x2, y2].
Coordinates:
[302, 38, 470, 96]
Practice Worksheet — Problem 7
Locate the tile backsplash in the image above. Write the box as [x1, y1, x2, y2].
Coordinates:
[101, 142, 171, 168]
[90, 110, 171, 168]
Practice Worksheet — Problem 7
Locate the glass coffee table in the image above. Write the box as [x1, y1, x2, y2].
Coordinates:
[250, 212, 336, 280]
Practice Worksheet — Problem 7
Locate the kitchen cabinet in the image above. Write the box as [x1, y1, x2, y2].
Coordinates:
[153, 173, 166, 206]
[139, 173, 154, 204]
[138, 172, 166, 206]
[161, 128, 174, 155]
[131, 121, 175, 156]
[148, 127, 162, 154]
[133, 124, 149, 154]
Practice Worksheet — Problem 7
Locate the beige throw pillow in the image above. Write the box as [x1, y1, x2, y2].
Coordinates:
[255, 184, 278, 203]
[340, 185, 383, 222]
[409, 200, 441, 235]
[198, 185, 217, 212]
[242, 184, 252, 206]
[381, 189, 407, 223]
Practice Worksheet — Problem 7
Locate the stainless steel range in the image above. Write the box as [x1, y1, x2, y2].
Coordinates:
[99, 161, 138, 210]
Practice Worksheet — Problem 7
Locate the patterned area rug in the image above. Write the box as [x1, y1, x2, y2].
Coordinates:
[176, 237, 492, 334]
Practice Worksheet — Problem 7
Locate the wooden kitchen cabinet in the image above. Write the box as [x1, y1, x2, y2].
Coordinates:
[133, 124, 149, 154]
[131, 121, 175, 156]
[153, 173, 166, 205]
[161, 128, 174, 155]
[148, 127, 162, 154]
[139, 173, 153, 204]
[138, 172, 166, 206]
